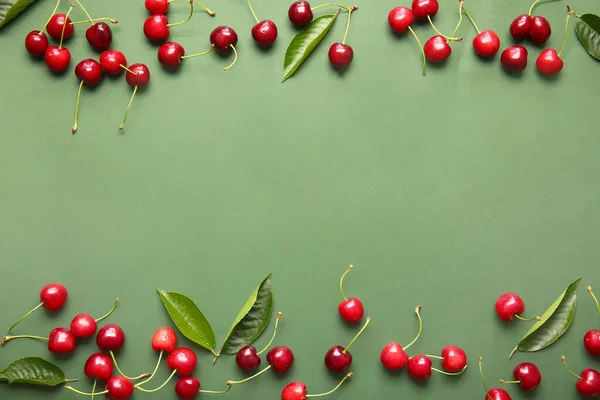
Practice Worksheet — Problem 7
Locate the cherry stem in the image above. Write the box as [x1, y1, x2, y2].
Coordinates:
[306, 372, 353, 398]
[257, 312, 282, 355]
[528, 0, 543, 16]
[432, 365, 467, 376]
[478, 356, 489, 395]
[449, 0, 465, 41]
[226, 365, 271, 385]
[91, 379, 97, 400]
[461, 3, 481, 34]
[180, 45, 214, 59]
[7, 302, 44, 332]
[95, 298, 119, 322]
[119, 85, 138, 131]
[199, 385, 232, 394]
[136, 351, 163, 387]
[70, 18, 118, 25]
[343, 316, 371, 353]
[407, 26, 426, 76]
[72, 80, 84, 134]
[425, 355, 443, 360]
[1, 334, 48, 345]
[39, 0, 62, 33]
[339, 265, 353, 301]
[135, 369, 177, 392]
[311, 3, 353, 12]
[561, 355, 582, 379]
[119, 64, 138, 75]
[558, 6, 572, 57]
[588, 286, 600, 329]
[64, 386, 108, 396]
[513, 314, 541, 322]
[58, 4, 75, 49]
[342, 6, 358, 44]
[167, 0, 194, 27]
[109, 350, 150, 380]
[194, 2, 216, 16]
[500, 379, 520, 384]
[427, 15, 463, 42]
[224, 45, 238, 71]
[246, 0, 260, 24]
[403, 306, 423, 351]
[74, 0, 93, 25]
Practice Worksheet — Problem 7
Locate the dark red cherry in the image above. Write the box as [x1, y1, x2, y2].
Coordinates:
[143, 14, 170, 41]
[40, 283, 68, 311]
[501, 46, 528, 71]
[236, 346, 262, 370]
[167, 347, 198, 377]
[84, 353, 113, 381]
[473, 30, 500, 57]
[151, 327, 178, 353]
[266, 346, 295, 373]
[99, 49, 127, 75]
[408, 355, 432, 380]
[288, 1, 313, 26]
[584, 329, 600, 356]
[86, 22, 112, 50]
[106, 376, 134, 400]
[529, 16, 551, 45]
[486, 388, 512, 400]
[70, 313, 98, 337]
[441, 346, 467, 372]
[324, 345, 352, 372]
[510, 14, 531, 40]
[46, 14, 74, 40]
[424, 35, 451, 62]
[210, 26, 238, 52]
[411, 0, 439, 20]
[380, 342, 409, 370]
[388, 6, 414, 34]
[125, 63, 151, 87]
[158, 42, 185, 68]
[48, 327, 76, 354]
[252, 20, 278, 46]
[328, 43, 354, 68]
[44, 46, 71, 72]
[175, 377, 201, 399]
[96, 324, 125, 351]
[512, 362, 542, 391]
[145, 0, 170, 14]
[535, 48, 563, 75]
[25, 30, 49, 56]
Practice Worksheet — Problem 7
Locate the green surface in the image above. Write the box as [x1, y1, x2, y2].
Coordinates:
[1, 0, 600, 399]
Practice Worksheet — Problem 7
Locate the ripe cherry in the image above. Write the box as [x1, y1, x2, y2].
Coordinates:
[536, 49, 563, 75]
[210, 26, 238, 52]
[25, 31, 49, 57]
[473, 30, 500, 57]
[252, 20, 278, 46]
[324, 317, 371, 373]
[237, 346, 262, 370]
[338, 265, 364, 323]
[120, 63, 151, 130]
[510, 15, 531, 40]
[75, 59, 103, 86]
[40, 283, 68, 311]
[84, 353, 114, 382]
[424, 35, 451, 62]
[152, 327, 178, 353]
[266, 346, 295, 373]
[106, 376, 134, 400]
[167, 347, 198, 377]
[329, 43, 354, 69]
[144, 14, 170, 41]
[562, 356, 600, 397]
[584, 286, 600, 356]
[281, 373, 352, 400]
[48, 327, 77, 354]
[97, 324, 125, 351]
[99, 49, 127, 75]
[44, 46, 71, 72]
[381, 306, 422, 371]
[495, 293, 531, 321]
[501, 46, 528, 72]
[158, 42, 185, 68]
[46, 13, 74, 40]
[411, 0, 438, 20]
[480, 357, 512, 400]
[175, 377, 201, 399]
[86, 22, 113, 50]
[441, 345, 467, 373]
[146, 0, 170, 14]
[70, 314, 98, 338]
[388, 6, 414, 34]
[288, 1, 313, 26]
[408, 355, 432, 380]
[529, 16, 551, 45]
[501, 362, 541, 391]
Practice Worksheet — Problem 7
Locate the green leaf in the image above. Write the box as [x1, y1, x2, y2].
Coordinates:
[510, 278, 582, 357]
[0, 357, 69, 386]
[0, 0, 37, 29]
[282, 12, 339, 82]
[157, 289, 216, 352]
[575, 13, 600, 61]
[217, 273, 274, 358]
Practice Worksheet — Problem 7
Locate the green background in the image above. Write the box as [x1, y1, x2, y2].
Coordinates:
[1, 0, 599, 398]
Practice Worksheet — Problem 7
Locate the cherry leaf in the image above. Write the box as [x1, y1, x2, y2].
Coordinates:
[0, 357, 71, 386]
[575, 13, 600, 61]
[0, 0, 37, 29]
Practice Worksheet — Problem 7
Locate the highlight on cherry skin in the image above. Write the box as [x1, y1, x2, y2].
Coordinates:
[500, 362, 541, 392]
[325, 317, 371, 372]
[380, 306, 423, 371]
[561, 355, 600, 397]
[281, 372, 353, 400]
[584, 286, 600, 356]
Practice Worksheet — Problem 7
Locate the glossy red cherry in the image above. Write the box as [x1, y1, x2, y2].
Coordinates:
[328, 43, 354, 68]
[535, 48, 563, 75]
[252, 20, 278, 46]
[144, 14, 170, 41]
[48, 327, 76, 354]
[577, 369, 600, 397]
[236, 346, 262, 370]
[151, 327, 178, 353]
[338, 298, 364, 323]
[96, 324, 125, 351]
[40, 283, 68, 311]
[473, 30, 500, 57]
[388, 6, 414, 34]
[509, 362, 542, 391]
[408, 355, 432, 380]
[529, 16, 551, 45]
[411, 0, 439, 20]
[584, 329, 600, 356]
[146, 0, 170, 14]
[486, 388, 512, 400]
[424, 35, 451, 62]
[501, 46, 528, 71]
[106, 376, 134, 400]
[158, 42, 185, 68]
[46, 14, 74, 40]
[288, 1, 313, 26]
[86, 22, 112, 50]
[84, 353, 113, 381]
[125, 63, 151, 87]
[510, 14, 531, 40]
[167, 347, 198, 376]
[441, 346, 467, 373]
[495, 292, 526, 321]
[175, 377, 201, 399]
[75, 59, 103, 86]
[25, 30, 49, 56]
[380, 342, 409, 370]
[99, 50, 127, 75]
[266, 346, 294, 373]
[70, 313, 98, 338]
[281, 382, 307, 400]
[210, 26, 238, 52]
[44, 46, 71, 72]
[338, 265, 364, 323]
[324, 345, 352, 372]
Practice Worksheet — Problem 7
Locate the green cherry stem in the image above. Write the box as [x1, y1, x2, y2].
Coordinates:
[461, 3, 480, 34]
[500, 379, 520, 385]
[65, 386, 108, 396]
[513, 314, 541, 322]
[588, 285, 600, 329]
[91, 379, 97, 400]
[70, 18, 118, 25]
[403, 306, 423, 351]
[74, 0, 94, 25]
[558, 6, 572, 57]
[432, 365, 467, 376]
[343, 316, 371, 353]
[181, 45, 214, 59]
[339, 265, 353, 301]
[478, 357, 491, 397]
[73, 79, 84, 134]
[136, 351, 163, 387]
[247, 0, 260, 24]
[227, 365, 272, 385]
[306, 372, 353, 398]
[561, 355, 582, 379]
[7, 302, 44, 332]
[407, 27, 427, 75]
[95, 298, 119, 322]
[167, 0, 215, 15]
[119, 86, 138, 131]
[199, 386, 232, 394]
[425, 355, 443, 360]
[427, 15, 463, 42]
[0, 334, 49, 345]
[119, 64, 138, 75]
[39, 0, 62, 33]
[257, 312, 282, 355]
[449, 0, 464, 41]
[311, 2, 353, 12]
[223, 46, 238, 71]
[135, 369, 177, 392]
[341, 6, 358, 45]
[109, 350, 150, 380]
[528, 0, 543, 16]
[58, 4, 75, 49]
[167, 0, 194, 27]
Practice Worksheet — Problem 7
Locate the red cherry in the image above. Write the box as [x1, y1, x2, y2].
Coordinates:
[151, 327, 178, 353]
[281, 382, 307, 400]
[529, 16, 551, 45]
[324, 345, 352, 372]
[252, 20, 278, 46]
[388, 6, 414, 34]
[576, 369, 600, 397]
[106, 376, 134, 400]
[328, 43, 354, 68]
[411, 0, 439, 20]
[338, 298, 364, 323]
[175, 377, 201, 399]
[266, 346, 295, 373]
[495, 292, 526, 321]
[486, 388, 512, 400]
[70, 313, 98, 338]
[236, 346, 262, 370]
[96, 324, 125, 351]
[75, 59, 103, 86]
[46, 14, 74, 40]
[473, 30, 500, 57]
[501, 46, 528, 72]
[86, 23, 112, 50]
[535, 48, 563, 75]
[84, 353, 113, 381]
[441, 345, 467, 373]
[509, 14, 532, 40]
[338, 266, 364, 322]
[143, 14, 170, 42]
[288, 1, 313, 26]
[40, 283, 68, 311]
[48, 328, 76, 354]
[210, 26, 238, 52]
[380, 342, 409, 370]
[408, 355, 432, 380]
[167, 347, 198, 377]
[44, 47, 71, 72]
[146, 0, 170, 14]
[511, 362, 541, 391]
[25, 30, 49, 56]
[126, 63, 151, 87]
[424, 35, 451, 62]
[99, 50, 127, 75]
[158, 42, 185, 68]
[584, 329, 600, 356]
